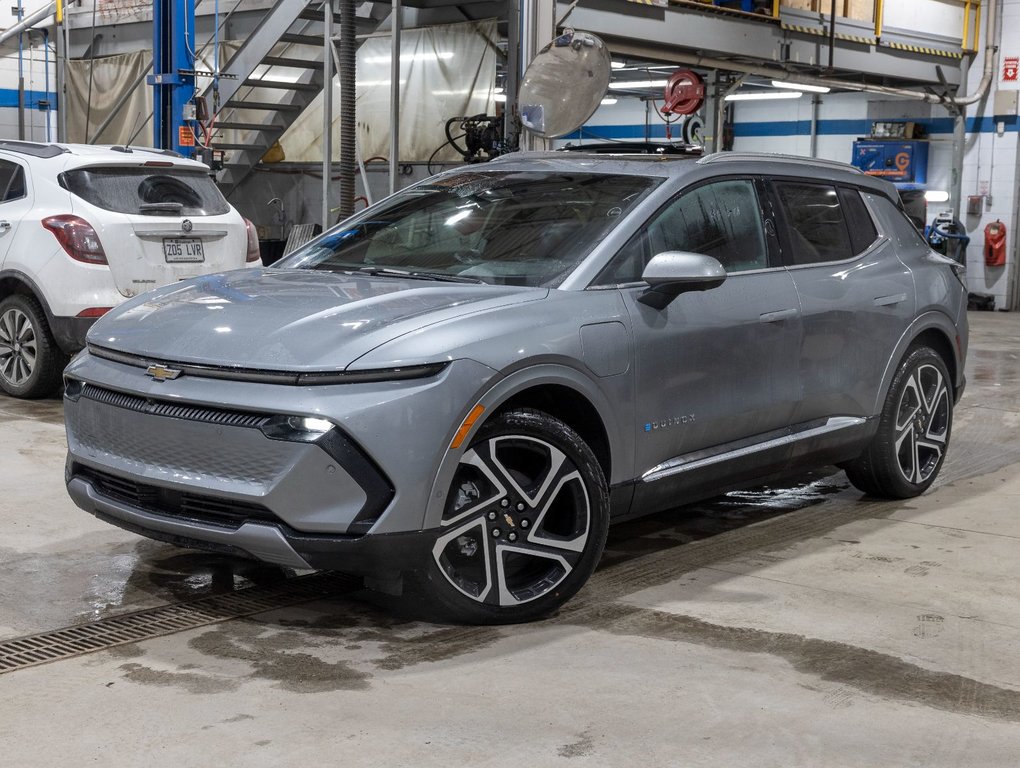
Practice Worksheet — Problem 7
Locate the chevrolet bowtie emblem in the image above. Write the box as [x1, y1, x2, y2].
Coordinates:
[146, 364, 182, 382]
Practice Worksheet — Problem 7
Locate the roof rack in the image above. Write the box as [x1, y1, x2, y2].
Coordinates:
[697, 152, 862, 174]
[0, 140, 69, 159]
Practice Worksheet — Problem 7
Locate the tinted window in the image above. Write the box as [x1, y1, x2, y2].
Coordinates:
[838, 187, 879, 254]
[280, 171, 659, 288]
[0, 160, 25, 202]
[61, 167, 230, 216]
[775, 181, 853, 265]
[865, 192, 930, 251]
[598, 178, 767, 284]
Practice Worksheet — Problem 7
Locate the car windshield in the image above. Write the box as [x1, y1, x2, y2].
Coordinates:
[276, 170, 661, 287]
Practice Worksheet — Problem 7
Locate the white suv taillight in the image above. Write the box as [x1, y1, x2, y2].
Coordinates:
[244, 218, 262, 264]
[42, 215, 108, 264]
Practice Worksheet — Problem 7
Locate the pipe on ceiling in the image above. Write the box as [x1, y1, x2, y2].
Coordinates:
[0, 1, 55, 45]
[624, 0, 998, 107]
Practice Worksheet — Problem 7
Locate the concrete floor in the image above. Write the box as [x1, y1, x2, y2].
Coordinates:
[2, 312, 1020, 766]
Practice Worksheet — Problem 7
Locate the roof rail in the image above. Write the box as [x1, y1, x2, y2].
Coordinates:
[0, 140, 68, 159]
[697, 152, 862, 174]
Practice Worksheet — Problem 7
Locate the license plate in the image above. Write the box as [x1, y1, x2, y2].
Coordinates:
[163, 238, 205, 263]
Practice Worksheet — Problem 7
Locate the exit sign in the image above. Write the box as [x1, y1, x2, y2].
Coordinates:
[1004, 56, 1019, 82]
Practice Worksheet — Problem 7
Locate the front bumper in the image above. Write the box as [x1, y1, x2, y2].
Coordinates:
[62, 352, 497, 570]
[67, 474, 433, 573]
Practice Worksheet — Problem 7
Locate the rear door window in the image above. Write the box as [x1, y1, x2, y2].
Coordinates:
[774, 181, 854, 265]
[60, 166, 230, 216]
[838, 187, 879, 254]
[0, 159, 25, 202]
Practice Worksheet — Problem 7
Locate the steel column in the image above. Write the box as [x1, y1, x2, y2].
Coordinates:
[148, 0, 197, 155]
[389, 0, 401, 195]
[322, 1, 334, 229]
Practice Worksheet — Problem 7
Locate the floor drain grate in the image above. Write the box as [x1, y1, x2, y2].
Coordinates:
[0, 571, 357, 675]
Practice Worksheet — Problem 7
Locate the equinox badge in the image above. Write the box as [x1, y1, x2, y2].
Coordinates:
[146, 364, 182, 382]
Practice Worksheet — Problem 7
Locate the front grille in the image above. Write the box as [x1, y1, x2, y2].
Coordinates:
[76, 465, 279, 529]
[80, 383, 270, 429]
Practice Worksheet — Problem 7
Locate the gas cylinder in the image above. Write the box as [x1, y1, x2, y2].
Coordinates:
[985, 220, 1007, 267]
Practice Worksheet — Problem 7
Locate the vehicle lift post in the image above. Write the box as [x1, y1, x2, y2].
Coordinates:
[147, 0, 197, 157]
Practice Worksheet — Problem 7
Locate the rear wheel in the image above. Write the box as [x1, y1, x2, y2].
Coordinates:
[0, 294, 66, 399]
[425, 408, 609, 624]
[844, 346, 952, 499]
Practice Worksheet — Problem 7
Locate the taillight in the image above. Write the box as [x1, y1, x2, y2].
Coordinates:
[244, 218, 262, 264]
[76, 307, 112, 318]
[43, 215, 108, 264]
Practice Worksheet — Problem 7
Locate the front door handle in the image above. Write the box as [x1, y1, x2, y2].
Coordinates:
[759, 308, 799, 323]
[0, 221, 11, 232]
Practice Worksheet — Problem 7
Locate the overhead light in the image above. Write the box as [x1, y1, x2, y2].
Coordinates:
[611, 61, 626, 69]
[924, 190, 950, 203]
[770, 80, 831, 93]
[600, 97, 618, 105]
[608, 79, 669, 90]
[494, 86, 505, 94]
[493, 93, 507, 102]
[724, 91, 803, 101]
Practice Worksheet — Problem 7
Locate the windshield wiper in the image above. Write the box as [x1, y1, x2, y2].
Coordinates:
[356, 266, 485, 284]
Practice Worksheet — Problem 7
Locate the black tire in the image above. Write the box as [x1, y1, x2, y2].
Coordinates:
[0, 294, 66, 399]
[844, 346, 952, 499]
[424, 407, 609, 624]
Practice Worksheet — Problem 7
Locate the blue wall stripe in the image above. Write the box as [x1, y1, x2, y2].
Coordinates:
[0, 88, 57, 110]
[562, 116, 1018, 142]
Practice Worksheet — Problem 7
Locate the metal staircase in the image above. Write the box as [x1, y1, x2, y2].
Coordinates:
[203, 0, 382, 193]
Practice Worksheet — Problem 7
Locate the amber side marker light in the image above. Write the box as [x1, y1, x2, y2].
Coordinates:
[451, 404, 485, 449]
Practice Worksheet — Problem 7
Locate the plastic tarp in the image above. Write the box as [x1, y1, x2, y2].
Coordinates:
[280, 19, 497, 163]
[66, 43, 239, 146]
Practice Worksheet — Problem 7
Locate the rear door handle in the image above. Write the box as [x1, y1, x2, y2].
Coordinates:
[759, 308, 799, 323]
[0, 221, 10, 232]
[873, 293, 907, 307]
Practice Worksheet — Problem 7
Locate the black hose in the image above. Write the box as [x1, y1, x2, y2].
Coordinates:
[337, 0, 357, 220]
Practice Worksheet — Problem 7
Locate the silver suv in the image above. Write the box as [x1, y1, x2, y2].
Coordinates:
[63, 151, 967, 623]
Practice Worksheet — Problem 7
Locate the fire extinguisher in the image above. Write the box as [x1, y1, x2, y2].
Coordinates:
[985, 220, 1007, 267]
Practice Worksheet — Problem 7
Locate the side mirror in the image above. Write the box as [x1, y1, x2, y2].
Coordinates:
[638, 251, 726, 309]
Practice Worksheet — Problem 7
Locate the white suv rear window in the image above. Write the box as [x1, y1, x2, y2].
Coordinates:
[61, 166, 230, 216]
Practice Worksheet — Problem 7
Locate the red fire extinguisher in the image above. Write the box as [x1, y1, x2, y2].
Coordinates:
[985, 220, 1007, 267]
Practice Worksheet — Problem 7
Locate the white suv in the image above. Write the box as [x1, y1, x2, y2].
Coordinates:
[0, 141, 260, 398]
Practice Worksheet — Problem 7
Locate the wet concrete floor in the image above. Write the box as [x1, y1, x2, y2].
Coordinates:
[2, 311, 1020, 766]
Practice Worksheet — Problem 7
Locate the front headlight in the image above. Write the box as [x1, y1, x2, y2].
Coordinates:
[260, 415, 336, 442]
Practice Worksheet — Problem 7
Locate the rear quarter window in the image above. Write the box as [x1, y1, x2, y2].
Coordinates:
[60, 166, 230, 216]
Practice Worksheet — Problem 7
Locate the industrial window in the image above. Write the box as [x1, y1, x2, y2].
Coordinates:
[597, 178, 768, 285]
[0, 160, 25, 203]
[775, 181, 854, 265]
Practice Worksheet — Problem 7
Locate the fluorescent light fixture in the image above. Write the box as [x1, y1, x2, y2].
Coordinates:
[363, 51, 454, 64]
[724, 91, 803, 101]
[356, 79, 408, 87]
[493, 93, 507, 102]
[600, 97, 618, 105]
[611, 61, 627, 69]
[924, 190, 950, 203]
[494, 86, 505, 93]
[608, 79, 669, 90]
[770, 80, 831, 93]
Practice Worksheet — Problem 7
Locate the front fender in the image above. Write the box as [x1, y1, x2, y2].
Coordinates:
[422, 362, 632, 530]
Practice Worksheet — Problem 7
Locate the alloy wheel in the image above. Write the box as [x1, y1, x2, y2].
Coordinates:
[433, 434, 592, 607]
[893, 363, 950, 485]
[0, 307, 37, 387]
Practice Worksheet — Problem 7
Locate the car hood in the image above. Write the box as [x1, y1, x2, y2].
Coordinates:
[87, 268, 548, 370]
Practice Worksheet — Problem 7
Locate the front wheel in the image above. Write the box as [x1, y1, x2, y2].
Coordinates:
[425, 408, 609, 624]
[844, 346, 953, 499]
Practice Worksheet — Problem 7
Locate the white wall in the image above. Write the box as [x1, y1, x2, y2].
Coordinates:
[0, 2, 56, 142]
